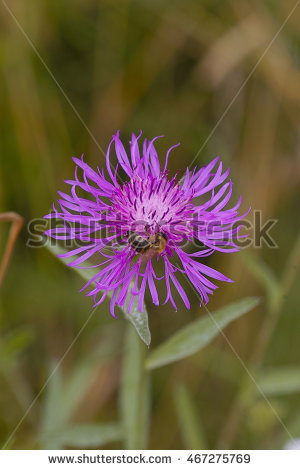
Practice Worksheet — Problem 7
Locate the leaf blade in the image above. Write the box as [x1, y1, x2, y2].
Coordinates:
[146, 297, 260, 370]
[124, 294, 151, 347]
[258, 367, 300, 396]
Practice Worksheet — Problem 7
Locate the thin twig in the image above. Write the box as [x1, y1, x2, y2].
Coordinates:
[0, 212, 24, 286]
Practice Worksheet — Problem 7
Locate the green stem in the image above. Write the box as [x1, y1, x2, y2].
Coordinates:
[120, 323, 150, 450]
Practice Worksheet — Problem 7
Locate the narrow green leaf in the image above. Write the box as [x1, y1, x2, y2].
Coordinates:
[174, 382, 206, 449]
[43, 423, 123, 448]
[60, 363, 97, 426]
[40, 361, 96, 448]
[41, 363, 63, 434]
[258, 367, 300, 396]
[146, 297, 260, 370]
[124, 294, 151, 347]
[45, 240, 151, 346]
[120, 324, 150, 449]
[40, 333, 122, 450]
[40, 363, 65, 449]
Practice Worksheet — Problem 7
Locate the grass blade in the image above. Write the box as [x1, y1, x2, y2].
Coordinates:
[174, 382, 206, 449]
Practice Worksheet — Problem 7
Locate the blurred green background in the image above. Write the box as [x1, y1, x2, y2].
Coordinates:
[0, 0, 299, 450]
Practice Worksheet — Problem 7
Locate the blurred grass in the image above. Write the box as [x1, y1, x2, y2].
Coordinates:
[0, 0, 299, 449]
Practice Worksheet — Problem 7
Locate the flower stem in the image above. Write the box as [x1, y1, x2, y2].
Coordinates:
[120, 323, 151, 450]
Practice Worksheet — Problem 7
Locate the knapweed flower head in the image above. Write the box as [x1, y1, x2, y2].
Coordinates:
[44, 131, 248, 317]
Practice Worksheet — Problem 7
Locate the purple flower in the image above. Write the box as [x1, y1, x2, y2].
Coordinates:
[44, 131, 248, 317]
